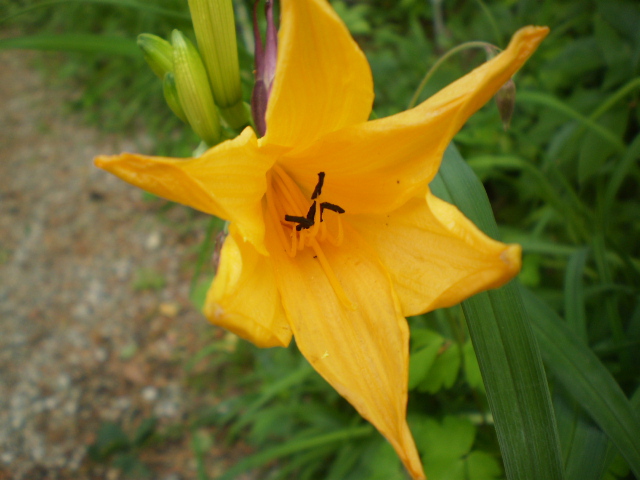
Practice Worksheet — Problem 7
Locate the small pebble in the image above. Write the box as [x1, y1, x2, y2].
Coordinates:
[146, 231, 162, 250]
[142, 386, 158, 402]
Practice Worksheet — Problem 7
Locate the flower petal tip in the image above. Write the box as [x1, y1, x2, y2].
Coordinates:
[513, 25, 550, 48]
[94, 153, 129, 172]
[502, 243, 523, 276]
[93, 155, 111, 169]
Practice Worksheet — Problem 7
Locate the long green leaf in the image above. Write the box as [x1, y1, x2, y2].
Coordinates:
[0, 34, 139, 57]
[430, 144, 564, 480]
[523, 288, 640, 478]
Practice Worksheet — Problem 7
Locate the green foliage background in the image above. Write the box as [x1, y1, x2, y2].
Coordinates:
[2, 0, 639, 479]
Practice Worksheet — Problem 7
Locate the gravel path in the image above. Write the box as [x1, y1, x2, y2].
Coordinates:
[0, 49, 235, 480]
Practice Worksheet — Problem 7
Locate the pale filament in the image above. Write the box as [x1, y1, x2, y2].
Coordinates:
[267, 165, 353, 309]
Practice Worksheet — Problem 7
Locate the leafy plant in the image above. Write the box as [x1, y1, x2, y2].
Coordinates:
[4, 0, 639, 479]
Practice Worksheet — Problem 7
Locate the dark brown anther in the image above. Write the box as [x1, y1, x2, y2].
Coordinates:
[320, 202, 345, 221]
[285, 214, 314, 231]
[283, 173, 345, 231]
[306, 201, 317, 221]
[311, 172, 325, 200]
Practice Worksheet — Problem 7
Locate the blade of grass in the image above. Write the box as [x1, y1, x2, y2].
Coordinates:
[0, 34, 139, 57]
[218, 426, 373, 480]
[227, 362, 314, 438]
[0, 0, 190, 25]
[564, 248, 589, 343]
[517, 90, 626, 153]
[554, 390, 611, 480]
[467, 155, 590, 240]
[602, 134, 640, 231]
[522, 288, 640, 478]
[430, 144, 564, 480]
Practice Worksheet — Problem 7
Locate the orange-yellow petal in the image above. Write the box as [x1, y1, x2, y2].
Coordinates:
[204, 225, 292, 348]
[265, 217, 425, 480]
[279, 26, 548, 215]
[262, 0, 373, 151]
[350, 191, 521, 317]
[95, 128, 272, 254]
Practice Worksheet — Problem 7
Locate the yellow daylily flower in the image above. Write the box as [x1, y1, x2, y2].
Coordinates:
[95, 0, 548, 477]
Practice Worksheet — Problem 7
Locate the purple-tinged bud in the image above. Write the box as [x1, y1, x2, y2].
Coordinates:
[495, 78, 516, 131]
[251, 0, 278, 137]
[482, 44, 516, 130]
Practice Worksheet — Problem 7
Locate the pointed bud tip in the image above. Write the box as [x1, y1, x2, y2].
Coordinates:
[137, 33, 174, 79]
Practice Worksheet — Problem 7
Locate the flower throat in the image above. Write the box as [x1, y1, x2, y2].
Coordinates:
[267, 165, 346, 257]
[266, 165, 354, 309]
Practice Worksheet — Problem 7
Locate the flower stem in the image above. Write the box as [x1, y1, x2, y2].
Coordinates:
[408, 41, 495, 109]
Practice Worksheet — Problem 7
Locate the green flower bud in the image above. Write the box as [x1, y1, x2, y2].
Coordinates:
[162, 72, 188, 123]
[187, 0, 248, 129]
[138, 33, 174, 79]
[171, 29, 221, 146]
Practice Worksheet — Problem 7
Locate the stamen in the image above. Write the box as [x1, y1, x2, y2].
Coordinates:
[272, 164, 308, 212]
[290, 225, 298, 253]
[306, 201, 317, 223]
[308, 197, 322, 237]
[284, 214, 313, 230]
[271, 167, 346, 258]
[298, 230, 306, 251]
[319, 220, 328, 242]
[320, 202, 345, 217]
[273, 172, 304, 216]
[311, 171, 325, 199]
[323, 215, 344, 247]
[266, 171, 296, 257]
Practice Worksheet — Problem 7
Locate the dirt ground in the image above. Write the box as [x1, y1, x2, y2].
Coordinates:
[0, 49, 243, 479]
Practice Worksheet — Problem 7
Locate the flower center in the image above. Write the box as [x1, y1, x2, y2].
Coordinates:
[266, 164, 345, 257]
[266, 164, 355, 309]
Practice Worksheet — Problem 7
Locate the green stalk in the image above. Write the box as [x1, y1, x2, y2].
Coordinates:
[472, 0, 503, 46]
[408, 41, 495, 109]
